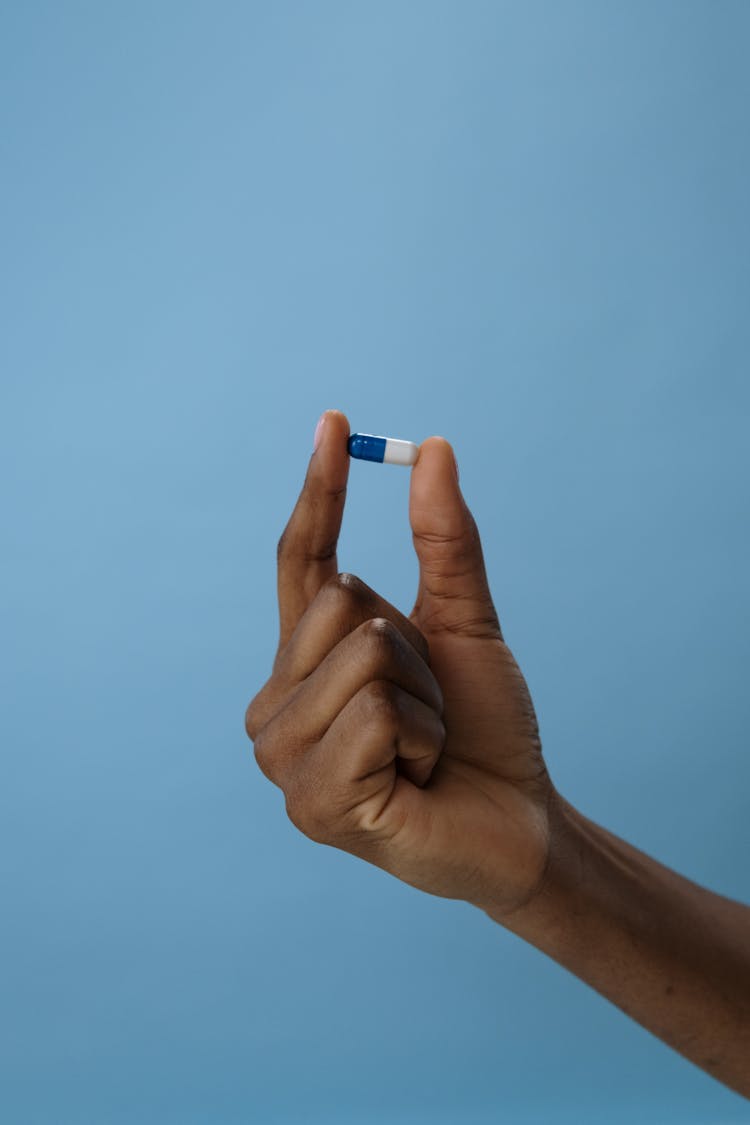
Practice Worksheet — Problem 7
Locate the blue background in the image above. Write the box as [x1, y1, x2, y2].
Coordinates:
[2, 2, 749, 1122]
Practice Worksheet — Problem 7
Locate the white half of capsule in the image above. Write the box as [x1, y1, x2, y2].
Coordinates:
[384, 437, 420, 466]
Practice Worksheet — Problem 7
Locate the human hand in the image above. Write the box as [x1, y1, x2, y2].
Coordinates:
[246, 410, 750, 1097]
[245, 410, 554, 917]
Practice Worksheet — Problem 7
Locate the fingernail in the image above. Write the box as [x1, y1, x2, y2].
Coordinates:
[313, 413, 326, 452]
[452, 450, 460, 482]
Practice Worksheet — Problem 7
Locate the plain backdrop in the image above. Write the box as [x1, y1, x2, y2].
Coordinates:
[2, 2, 749, 1122]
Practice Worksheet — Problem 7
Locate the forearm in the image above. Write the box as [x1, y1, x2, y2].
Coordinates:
[480, 791, 750, 1097]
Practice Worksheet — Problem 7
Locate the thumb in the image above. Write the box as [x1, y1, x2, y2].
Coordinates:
[409, 437, 502, 640]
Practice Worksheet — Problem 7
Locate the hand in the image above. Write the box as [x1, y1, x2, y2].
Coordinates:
[246, 409, 750, 1096]
[245, 410, 554, 917]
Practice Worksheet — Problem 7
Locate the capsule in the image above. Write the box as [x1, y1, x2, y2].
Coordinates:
[347, 433, 419, 467]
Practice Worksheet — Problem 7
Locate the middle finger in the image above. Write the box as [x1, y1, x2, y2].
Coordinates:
[255, 615, 443, 781]
[276, 571, 431, 686]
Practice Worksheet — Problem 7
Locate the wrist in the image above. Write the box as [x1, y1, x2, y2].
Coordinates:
[482, 788, 647, 965]
[478, 786, 581, 946]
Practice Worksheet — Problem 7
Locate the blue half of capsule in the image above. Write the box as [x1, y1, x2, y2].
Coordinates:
[347, 433, 386, 463]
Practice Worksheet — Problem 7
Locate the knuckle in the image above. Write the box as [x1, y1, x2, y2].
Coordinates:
[251, 720, 290, 786]
[245, 683, 274, 741]
[252, 727, 274, 778]
[363, 615, 393, 642]
[276, 525, 291, 562]
[360, 616, 400, 659]
[304, 538, 338, 565]
[325, 571, 371, 608]
[244, 695, 262, 741]
[335, 571, 364, 592]
[312, 571, 373, 628]
[285, 780, 328, 844]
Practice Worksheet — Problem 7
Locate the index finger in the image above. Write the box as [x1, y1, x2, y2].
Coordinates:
[277, 410, 351, 648]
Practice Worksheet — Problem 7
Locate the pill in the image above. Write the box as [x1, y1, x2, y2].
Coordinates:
[347, 433, 419, 467]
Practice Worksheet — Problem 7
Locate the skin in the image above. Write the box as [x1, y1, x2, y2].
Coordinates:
[245, 409, 750, 1099]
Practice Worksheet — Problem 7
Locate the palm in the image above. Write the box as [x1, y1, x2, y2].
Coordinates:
[386, 622, 552, 913]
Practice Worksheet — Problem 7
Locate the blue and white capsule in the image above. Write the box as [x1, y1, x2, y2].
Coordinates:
[347, 433, 419, 467]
